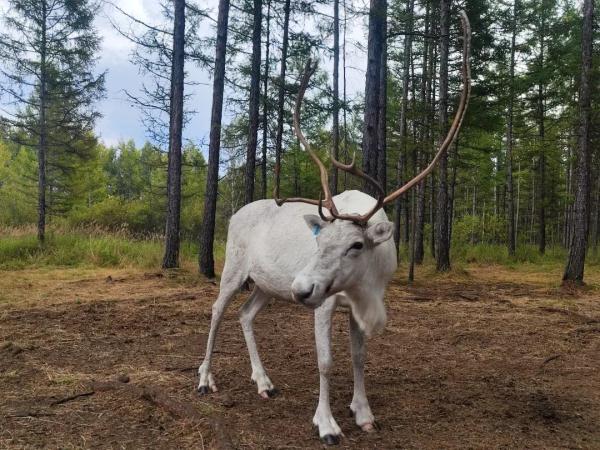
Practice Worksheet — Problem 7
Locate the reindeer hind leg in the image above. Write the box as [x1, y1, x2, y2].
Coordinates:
[197, 261, 246, 394]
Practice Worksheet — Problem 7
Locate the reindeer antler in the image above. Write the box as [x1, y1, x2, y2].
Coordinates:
[275, 11, 471, 226]
[382, 10, 471, 205]
[273, 59, 338, 216]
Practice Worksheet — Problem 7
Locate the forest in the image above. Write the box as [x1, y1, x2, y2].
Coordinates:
[0, 0, 597, 282]
[1, 0, 599, 448]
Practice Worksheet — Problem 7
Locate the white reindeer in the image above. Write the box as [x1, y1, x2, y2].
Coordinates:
[197, 12, 471, 445]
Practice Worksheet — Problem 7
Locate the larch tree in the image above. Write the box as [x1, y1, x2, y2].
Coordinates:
[244, 0, 263, 205]
[260, 0, 272, 200]
[162, 0, 186, 269]
[362, 0, 386, 194]
[107, 1, 207, 268]
[393, 0, 415, 254]
[376, 0, 388, 191]
[199, 0, 231, 279]
[435, 0, 451, 272]
[563, 0, 594, 284]
[0, 0, 105, 243]
[274, 0, 291, 196]
[331, 0, 340, 195]
[506, 0, 519, 256]
[415, 1, 432, 265]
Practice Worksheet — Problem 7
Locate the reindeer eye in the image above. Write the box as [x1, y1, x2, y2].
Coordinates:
[350, 242, 364, 251]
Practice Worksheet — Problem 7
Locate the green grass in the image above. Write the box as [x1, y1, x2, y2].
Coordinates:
[454, 243, 600, 267]
[398, 241, 600, 272]
[1, 227, 599, 274]
[0, 231, 205, 270]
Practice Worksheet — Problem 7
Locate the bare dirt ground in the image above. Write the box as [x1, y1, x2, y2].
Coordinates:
[1, 264, 599, 449]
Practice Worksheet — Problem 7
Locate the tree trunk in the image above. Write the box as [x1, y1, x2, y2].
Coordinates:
[331, 0, 340, 194]
[274, 0, 290, 196]
[563, 0, 593, 283]
[393, 0, 414, 254]
[244, 0, 262, 205]
[537, 10, 546, 255]
[362, 0, 386, 192]
[538, 111, 546, 254]
[428, 26, 437, 257]
[37, 0, 48, 244]
[435, 0, 451, 272]
[342, 0, 349, 190]
[199, 0, 230, 278]
[377, 10, 387, 191]
[506, 1, 517, 256]
[448, 137, 459, 244]
[564, 144, 573, 247]
[260, 0, 271, 200]
[415, 2, 430, 265]
[162, 0, 186, 269]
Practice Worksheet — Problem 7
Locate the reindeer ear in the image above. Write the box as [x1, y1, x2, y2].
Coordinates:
[303, 215, 327, 236]
[365, 222, 394, 245]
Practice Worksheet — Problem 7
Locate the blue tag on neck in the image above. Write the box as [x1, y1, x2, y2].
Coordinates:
[312, 224, 321, 236]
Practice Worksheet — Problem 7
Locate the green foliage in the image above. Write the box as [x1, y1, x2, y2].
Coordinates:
[0, 141, 37, 224]
[0, 136, 207, 240]
[451, 214, 507, 246]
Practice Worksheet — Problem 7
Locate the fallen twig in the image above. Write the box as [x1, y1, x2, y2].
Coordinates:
[50, 390, 95, 406]
[541, 354, 561, 366]
[538, 307, 598, 324]
[458, 293, 478, 302]
[5, 410, 55, 418]
[164, 365, 198, 372]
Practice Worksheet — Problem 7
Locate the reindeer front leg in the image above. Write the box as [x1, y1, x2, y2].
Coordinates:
[313, 296, 342, 445]
[349, 312, 376, 432]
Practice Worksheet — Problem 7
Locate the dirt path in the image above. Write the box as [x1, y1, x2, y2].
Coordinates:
[1, 266, 599, 449]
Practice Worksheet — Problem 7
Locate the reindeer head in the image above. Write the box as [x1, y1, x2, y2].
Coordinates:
[291, 215, 393, 308]
[277, 11, 471, 310]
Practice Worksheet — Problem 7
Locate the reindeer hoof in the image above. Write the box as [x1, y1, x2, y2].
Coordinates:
[321, 434, 340, 446]
[265, 388, 279, 398]
[197, 385, 210, 395]
[259, 388, 278, 399]
[361, 423, 376, 433]
[361, 421, 380, 432]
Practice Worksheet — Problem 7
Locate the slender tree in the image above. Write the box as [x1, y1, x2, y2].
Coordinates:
[362, 0, 386, 193]
[244, 0, 263, 204]
[415, 2, 431, 265]
[274, 0, 291, 195]
[331, 0, 340, 194]
[162, 0, 186, 269]
[506, 0, 518, 256]
[435, 0, 451, 271]
[261, 0, 271, 200]
[393, 0, 415, 254]
[563, 0, 594, 283]
[199, 0, 230, 278]
[377, 0, 388, 191]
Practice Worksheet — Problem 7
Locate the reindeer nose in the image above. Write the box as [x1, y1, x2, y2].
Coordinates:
[293, 284, 314, 303]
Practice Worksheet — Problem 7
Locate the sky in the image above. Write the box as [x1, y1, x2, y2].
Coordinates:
[0, 0, 370, 150]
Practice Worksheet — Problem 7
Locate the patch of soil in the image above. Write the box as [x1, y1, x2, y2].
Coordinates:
[0, 269, 599, 449]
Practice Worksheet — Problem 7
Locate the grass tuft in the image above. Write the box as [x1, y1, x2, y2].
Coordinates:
[0, 228, 212, 270]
